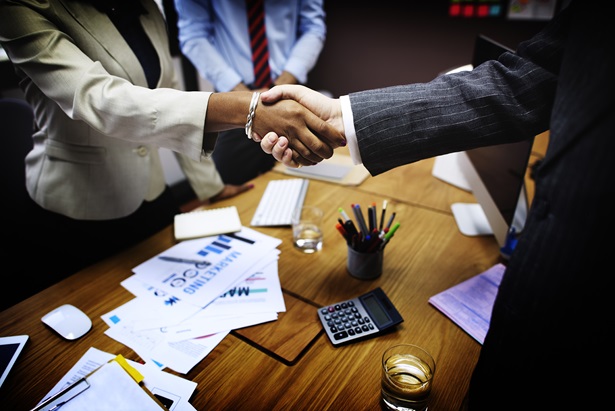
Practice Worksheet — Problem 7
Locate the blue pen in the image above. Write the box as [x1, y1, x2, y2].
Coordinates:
[352, 204, 370, 237]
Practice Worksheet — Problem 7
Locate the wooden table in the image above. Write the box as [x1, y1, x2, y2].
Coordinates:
[1, 133, 547, 409]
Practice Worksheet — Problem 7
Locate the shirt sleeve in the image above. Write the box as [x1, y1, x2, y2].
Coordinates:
[281, 0, 326, 84]
[340, 95, 362, 165]
[175, 0, 243, 92]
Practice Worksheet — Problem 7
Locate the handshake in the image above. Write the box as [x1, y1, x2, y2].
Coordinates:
[250, 85, 346, 169]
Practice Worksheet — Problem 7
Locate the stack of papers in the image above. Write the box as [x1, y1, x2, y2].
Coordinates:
[101, 227, 286, 374]
[39, 347, 197, 411]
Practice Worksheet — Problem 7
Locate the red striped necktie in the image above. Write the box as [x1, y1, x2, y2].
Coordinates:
[246, 0, 273, 89]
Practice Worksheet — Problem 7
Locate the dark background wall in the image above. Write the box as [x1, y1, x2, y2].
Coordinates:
[305, 1, 551, 97]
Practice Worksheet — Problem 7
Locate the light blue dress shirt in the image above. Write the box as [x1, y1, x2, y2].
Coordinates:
[175, 0, 326, 92]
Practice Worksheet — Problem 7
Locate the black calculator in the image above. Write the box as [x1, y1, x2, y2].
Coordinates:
[317, 287, 403, 346]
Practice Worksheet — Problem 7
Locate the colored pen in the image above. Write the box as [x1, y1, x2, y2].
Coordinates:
[368, 204, 376, 233]
[344, 219, 359, 236]
[380, 222, 400, 250]
[384, 222, 400, 240]
[32, 378, 90, 411]
[385, 211, 396, 230]
[366, 229, 383, 252]
[352, 204, 370, 237]
[158, 256, 211, 266]
[338, 207, 351, 222]
[336, 223, 351, 244]
[379, 200, 388, 232]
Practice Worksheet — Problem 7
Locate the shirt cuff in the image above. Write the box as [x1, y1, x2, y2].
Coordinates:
[340, 95, 362, 165]
[201, 132, 218, 158]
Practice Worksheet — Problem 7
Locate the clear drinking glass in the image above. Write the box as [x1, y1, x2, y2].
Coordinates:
[291, 205, 323, 253]
[381, 344, 436, 411]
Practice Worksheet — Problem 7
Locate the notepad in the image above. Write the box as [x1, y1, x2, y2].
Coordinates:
[174, 206, 242, 241]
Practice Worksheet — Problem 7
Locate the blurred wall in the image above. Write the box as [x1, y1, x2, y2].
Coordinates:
[305, 1, 550, 97]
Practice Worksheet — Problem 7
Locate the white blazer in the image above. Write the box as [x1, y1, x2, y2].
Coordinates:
[0, 0, 224, 219]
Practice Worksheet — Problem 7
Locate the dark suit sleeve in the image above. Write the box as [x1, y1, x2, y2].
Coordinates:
[348, 5, 572, 176]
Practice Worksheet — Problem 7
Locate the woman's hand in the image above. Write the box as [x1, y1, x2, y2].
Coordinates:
[210, 183, 254, 203]
[255, 85, 346, 167]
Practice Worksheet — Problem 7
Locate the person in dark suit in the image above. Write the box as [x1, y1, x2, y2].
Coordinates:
[258, 1, 611, 408]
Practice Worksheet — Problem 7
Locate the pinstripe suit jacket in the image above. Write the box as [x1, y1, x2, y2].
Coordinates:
[350, 2, 613, 408]
[0, 0, 224, 220]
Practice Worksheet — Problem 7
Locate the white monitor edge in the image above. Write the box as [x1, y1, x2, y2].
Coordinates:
[456, 151, 528, 249]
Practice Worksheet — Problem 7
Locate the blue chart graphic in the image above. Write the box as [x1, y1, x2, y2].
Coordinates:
[196, 232, 255, 258]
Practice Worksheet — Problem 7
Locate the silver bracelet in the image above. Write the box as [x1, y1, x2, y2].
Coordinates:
[245, 91, 260, 139]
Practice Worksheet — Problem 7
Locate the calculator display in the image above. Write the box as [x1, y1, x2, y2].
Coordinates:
[317, 287, 403, 346]
[361, 294, 392, 326]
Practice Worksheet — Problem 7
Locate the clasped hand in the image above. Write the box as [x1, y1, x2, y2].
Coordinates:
[253, 85, 345, 168]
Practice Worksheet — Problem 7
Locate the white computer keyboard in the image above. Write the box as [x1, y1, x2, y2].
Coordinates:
[250, 178, 309, 226]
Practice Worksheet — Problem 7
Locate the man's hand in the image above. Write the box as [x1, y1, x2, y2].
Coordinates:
[256, 85, 345, 167]
[259, 133, 298, 168]
[252, 95, 345, 166]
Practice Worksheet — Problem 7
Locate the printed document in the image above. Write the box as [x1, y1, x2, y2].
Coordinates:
[428, 263, 505, 344]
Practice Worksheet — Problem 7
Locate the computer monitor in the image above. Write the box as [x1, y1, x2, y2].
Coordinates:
[454, 35, 533, 253]
[456, 140, 532, 249]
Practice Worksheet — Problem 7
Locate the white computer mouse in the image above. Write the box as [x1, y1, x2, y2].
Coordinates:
[42, 304, 92, 340]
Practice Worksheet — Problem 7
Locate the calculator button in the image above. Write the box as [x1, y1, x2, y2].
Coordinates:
[333, 331, 348, 340]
